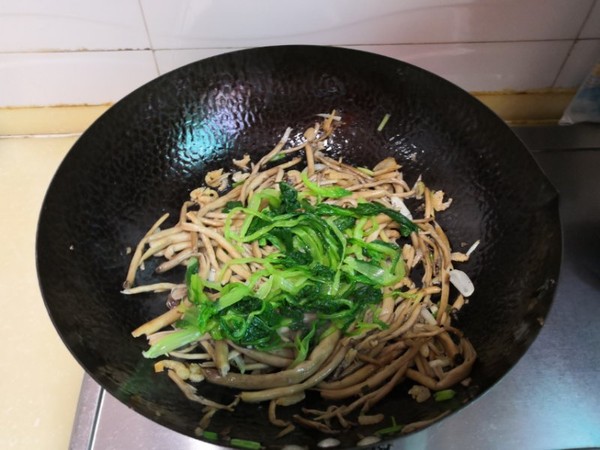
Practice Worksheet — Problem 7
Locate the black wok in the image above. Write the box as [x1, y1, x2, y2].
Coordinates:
[36, 46, 560, 449]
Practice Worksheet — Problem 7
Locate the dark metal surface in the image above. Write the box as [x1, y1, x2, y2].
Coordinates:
[512, 123, 600, 151]
[72, 128, 600, 450]
[36, 46, 561, 448]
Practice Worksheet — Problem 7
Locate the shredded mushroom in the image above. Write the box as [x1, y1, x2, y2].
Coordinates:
[124, 112, 477, 438]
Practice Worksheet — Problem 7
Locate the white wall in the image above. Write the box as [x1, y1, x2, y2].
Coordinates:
[0, 0, 599, 107]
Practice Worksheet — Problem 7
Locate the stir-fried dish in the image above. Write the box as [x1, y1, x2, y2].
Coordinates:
[123, 112, 478, 442]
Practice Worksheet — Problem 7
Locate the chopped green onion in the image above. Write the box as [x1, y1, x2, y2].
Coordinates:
[230, 438, 262, 449]
[434, 389, 456, 402]
[356, 166, 375, 176]
[377, 113, 391, 132]
[375, 416, 403, 436]
[269, 152, 286, 162]
[202, 430, 218, 441]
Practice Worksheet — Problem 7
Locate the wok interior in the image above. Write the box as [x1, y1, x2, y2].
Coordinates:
[37, 46, 560, 448]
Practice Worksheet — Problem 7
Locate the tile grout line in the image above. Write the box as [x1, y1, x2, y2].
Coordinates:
[0, 48, 151, 55]
[0, 133, 82, 139]
[2, 38, 600, 56]
[136, 0, 160, 76]
[551, 0, 598, 87]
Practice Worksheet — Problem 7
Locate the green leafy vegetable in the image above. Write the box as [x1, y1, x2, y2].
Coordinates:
[290, 322, 317, 367]
[333, 216, 356, 231]
[353, 202, 418, 236]
[222, 200, 243, 212]
[315, 201, 418, 237]
[185, 257, 199, 288]
[215, 283, 253, 311]
[301, 172, 352, 199]
[142, 328, 203, 358]
[144, 176, 419, 359]
[276, 182, 301, 214]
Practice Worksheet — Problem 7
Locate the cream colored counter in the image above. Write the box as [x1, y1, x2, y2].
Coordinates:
[0, 106, 109, 450]
[0, 136, 81, 449]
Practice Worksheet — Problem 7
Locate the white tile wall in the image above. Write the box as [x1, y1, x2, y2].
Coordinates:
[141, 0, 593, 48]
[581, 0, 600, 38]
[555, 39, 600, 87]
[0, 0, 598, 107]
[155, 42, 572, 92]
[349, 41, 573, 92]
[0, 0, 149, 52]
[0, 51, 157, 107]
[154, 48, 241, 75]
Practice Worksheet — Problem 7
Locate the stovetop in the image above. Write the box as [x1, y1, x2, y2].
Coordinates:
[69, 124, 600, 450]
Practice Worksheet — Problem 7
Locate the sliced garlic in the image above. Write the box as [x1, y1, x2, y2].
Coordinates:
[357, 436, 381, 446]
[449, 269, 475, 297]
[466, 239, 481, 256]
[318, 438, 340, 448]
[390, 196, 413, 219]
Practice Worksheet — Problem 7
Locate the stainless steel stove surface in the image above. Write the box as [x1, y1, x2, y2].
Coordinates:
[69, 124, 600, 450]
